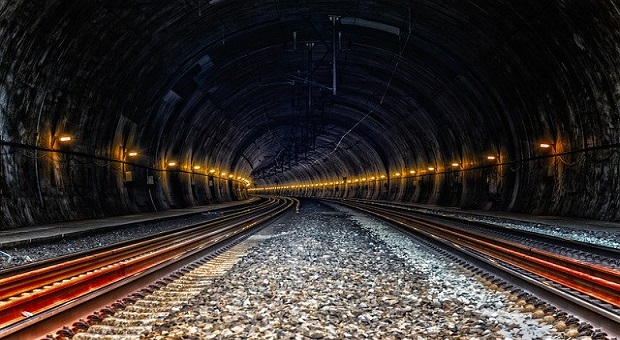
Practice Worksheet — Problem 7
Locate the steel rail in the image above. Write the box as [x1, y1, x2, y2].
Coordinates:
[332, 199, 620, 326]
[0, 196, 295, 338]
[343, 199, 620, 259]
[0, 197, 275, 296]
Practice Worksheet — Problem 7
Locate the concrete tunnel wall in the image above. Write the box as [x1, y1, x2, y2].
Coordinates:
[1, 1, 620, 229]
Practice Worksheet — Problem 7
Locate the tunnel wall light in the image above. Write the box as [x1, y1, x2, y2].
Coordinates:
[51, 135, 73, 149]
[120, 148, 138, 183]
[249, 142, 620, 193]
[6, 138, 257, 188]
[539, 143, 556, 153]
[253, 164, 477, 192]
[486, 155, 502, 166]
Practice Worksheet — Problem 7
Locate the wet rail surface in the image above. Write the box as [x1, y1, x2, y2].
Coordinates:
[0, 196, 296, 340]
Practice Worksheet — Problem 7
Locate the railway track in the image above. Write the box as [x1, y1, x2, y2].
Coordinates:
[0, 196, 296, 340]
[71, 229, 272, 339]
[329, 199, 620, 336]
[343, 199, 620, 267]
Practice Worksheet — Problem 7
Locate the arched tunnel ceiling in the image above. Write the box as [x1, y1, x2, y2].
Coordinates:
[2, 0, 620, 188]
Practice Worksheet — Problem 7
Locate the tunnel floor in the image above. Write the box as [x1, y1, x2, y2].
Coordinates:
[2, 199, 618, 338]
[76, 200, 563, 339]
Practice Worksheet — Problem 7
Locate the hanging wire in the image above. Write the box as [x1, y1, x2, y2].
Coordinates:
[53, 156, 71, 164]
[16, 149, 49, 159]
[586, 149, 619, 162]
[93, 159, 110, 167]
[8, 147, 124, 170]
[557, 154, 586, 166]
[302, 33, 415, 169]
[508, 164, 522, 172]
[330, 29, 414, 156]
[70, 157, 95, 165]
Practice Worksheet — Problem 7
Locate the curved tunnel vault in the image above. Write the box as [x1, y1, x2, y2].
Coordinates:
[1, 0, 620, 228]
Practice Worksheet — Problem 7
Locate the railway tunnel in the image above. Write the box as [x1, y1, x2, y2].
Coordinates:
[1, 0, 620, 228]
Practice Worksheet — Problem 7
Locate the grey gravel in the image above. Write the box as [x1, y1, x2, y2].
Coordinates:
[144, 201, 562, 339]
[0, 213, 221, 269]
[377, 203, 620, 249]
[3, 199, 609, 338]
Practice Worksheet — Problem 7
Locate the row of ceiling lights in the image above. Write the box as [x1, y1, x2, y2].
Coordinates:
[251, 143, 556, 191]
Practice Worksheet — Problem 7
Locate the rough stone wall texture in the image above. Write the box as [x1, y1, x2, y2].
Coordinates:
[2, 1, 620, 228]
[0, 2, 243, 228]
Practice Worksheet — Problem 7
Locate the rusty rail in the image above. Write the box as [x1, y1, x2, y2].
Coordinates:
[333, 199, 620, 324]
[0, 196, 294, 338]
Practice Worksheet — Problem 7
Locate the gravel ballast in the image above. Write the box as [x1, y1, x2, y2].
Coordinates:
[0, 212, 222, 270]
[145, 201, 563, 339]
[381, 203, 620, 250]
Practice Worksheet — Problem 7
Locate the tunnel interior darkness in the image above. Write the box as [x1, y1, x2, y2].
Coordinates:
[1, 0, 620, 228]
